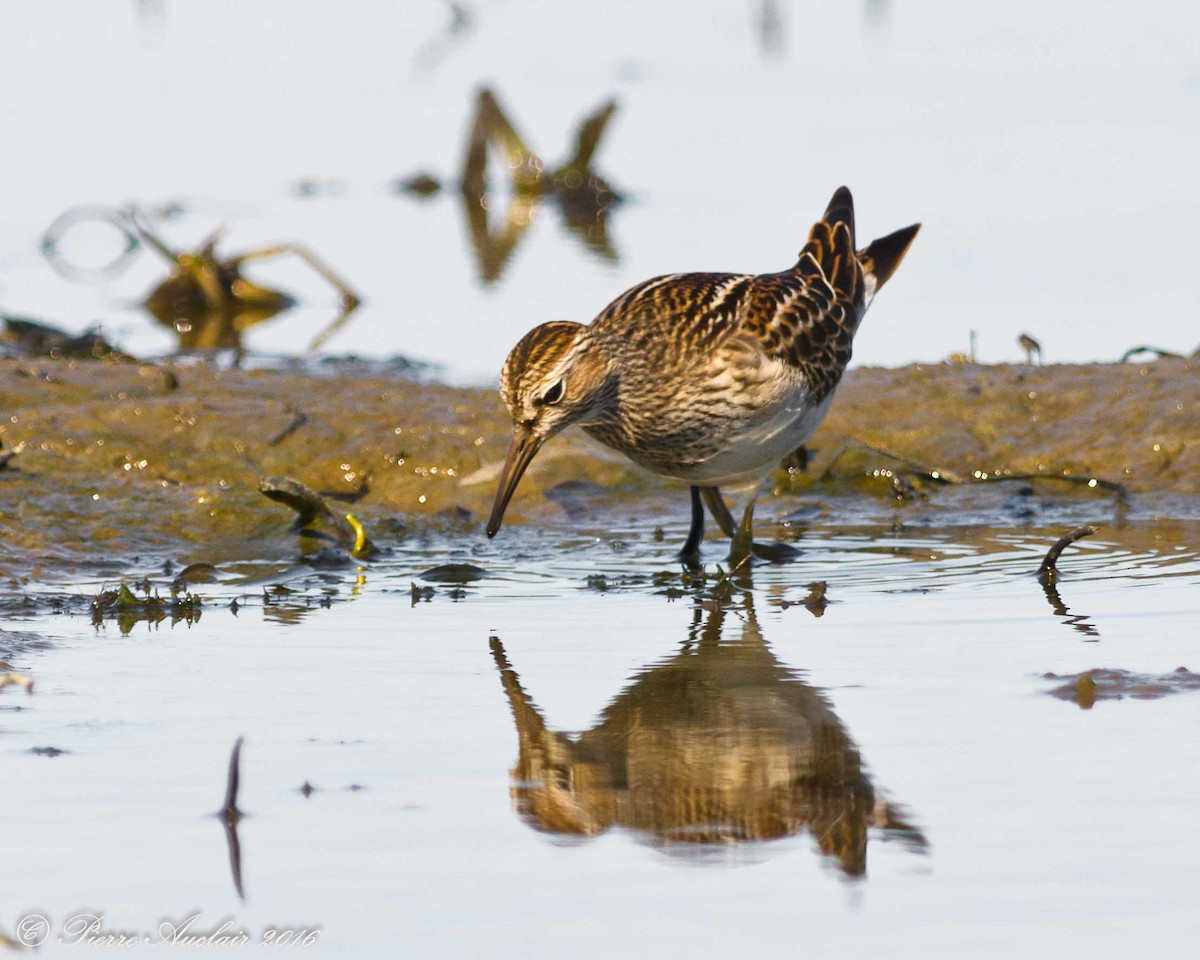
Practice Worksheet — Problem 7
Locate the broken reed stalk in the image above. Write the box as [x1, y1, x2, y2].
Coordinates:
[1037, 526, 1096, 586]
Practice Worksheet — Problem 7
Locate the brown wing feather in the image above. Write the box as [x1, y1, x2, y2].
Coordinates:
[589, 188, 874, 402]
[592, 272, 755, 351]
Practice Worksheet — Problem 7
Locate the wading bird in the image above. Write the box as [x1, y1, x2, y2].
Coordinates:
[487, 187, 920, 565]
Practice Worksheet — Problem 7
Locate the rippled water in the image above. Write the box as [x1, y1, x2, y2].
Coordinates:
[4, 511, 1200, 955]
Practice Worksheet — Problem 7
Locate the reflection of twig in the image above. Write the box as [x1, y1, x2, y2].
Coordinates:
[457, 88, 623, 283]
[411, 1, 474, 76]
[232, 245, 360, 310]
[864, 0, 891, 31]
[1041, 579, 1100, 639]
[41, 205, 362, 353]
[41, 205, 141, 281]
[755, 0, 784, 56]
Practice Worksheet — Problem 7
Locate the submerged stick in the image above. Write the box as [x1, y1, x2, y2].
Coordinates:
[1037, 526, 1096, 586]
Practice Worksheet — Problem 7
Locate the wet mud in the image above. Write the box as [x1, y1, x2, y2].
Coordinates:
[0, 356, 1196, 582]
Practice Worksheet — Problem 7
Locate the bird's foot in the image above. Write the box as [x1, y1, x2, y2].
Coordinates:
[727, 500, 799, 567]
[751, 541, 800, 564]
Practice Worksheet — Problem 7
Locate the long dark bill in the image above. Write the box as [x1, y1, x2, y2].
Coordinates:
[486, 428, 544, 537]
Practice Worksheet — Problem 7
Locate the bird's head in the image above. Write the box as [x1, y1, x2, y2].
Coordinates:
[487, 321, 610, 537]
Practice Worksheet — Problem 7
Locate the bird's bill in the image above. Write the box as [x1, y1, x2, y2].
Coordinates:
[486, 428, 543, 537]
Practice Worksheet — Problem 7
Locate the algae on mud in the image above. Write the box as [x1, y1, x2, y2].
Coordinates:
[0, 356, 1196, 581]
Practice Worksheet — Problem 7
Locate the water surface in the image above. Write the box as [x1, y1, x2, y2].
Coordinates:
[4, 511, 1200, 956]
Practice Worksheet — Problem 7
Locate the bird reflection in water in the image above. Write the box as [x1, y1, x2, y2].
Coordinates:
[489, 590, 926, 876]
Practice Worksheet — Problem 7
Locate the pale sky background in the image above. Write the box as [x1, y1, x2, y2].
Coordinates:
[1, 0, 1197, 381]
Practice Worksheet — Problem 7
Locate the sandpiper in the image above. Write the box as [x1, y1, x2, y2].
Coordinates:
[486, 187, 920, 564]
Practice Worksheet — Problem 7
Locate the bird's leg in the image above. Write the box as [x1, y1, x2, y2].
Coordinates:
[708, 486, 798, 565]
[678, 486, 705, 569]
[700, 487, 738, 538]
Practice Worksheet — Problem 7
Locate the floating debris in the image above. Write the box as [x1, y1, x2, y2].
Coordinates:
[174, 562, 220, 585]
[1037, 525, 1096, 586]
[769, 581, 830, 617]
[0, 671, 34, 694]
[583, 573, 645, 593]
[418, 563, 486, 584]
[3, 313, 132, 361]
[91, 583, 202, 634]
[410, 583, 436, 605]
[1043, 667, 1200, 709]
[393, 172, 442, 197]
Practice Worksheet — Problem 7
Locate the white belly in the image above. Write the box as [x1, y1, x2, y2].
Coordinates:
[646, 388, 835, 489]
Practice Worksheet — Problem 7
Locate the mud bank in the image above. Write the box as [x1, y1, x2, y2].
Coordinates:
[0, 357, 1195, 578]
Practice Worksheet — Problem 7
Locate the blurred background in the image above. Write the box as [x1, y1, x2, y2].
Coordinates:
[1, 0, 1197, 383]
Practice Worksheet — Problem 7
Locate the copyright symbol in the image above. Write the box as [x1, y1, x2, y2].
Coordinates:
[16, 914, 51, 947]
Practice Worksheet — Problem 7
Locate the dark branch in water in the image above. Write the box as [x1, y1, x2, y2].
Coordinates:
[827, 441, 1128, 501]
[1037, 526, 1096, 586]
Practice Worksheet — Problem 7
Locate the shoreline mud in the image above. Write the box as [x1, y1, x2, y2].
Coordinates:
[1, 357, 1195, 579]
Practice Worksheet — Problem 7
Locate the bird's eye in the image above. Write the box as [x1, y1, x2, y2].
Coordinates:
[541, 380, 564, 405]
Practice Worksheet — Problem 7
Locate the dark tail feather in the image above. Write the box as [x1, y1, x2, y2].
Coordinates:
[797, 186, 858, 296]
[859, 223, 921, 292]
[823, 186, 856, 247]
